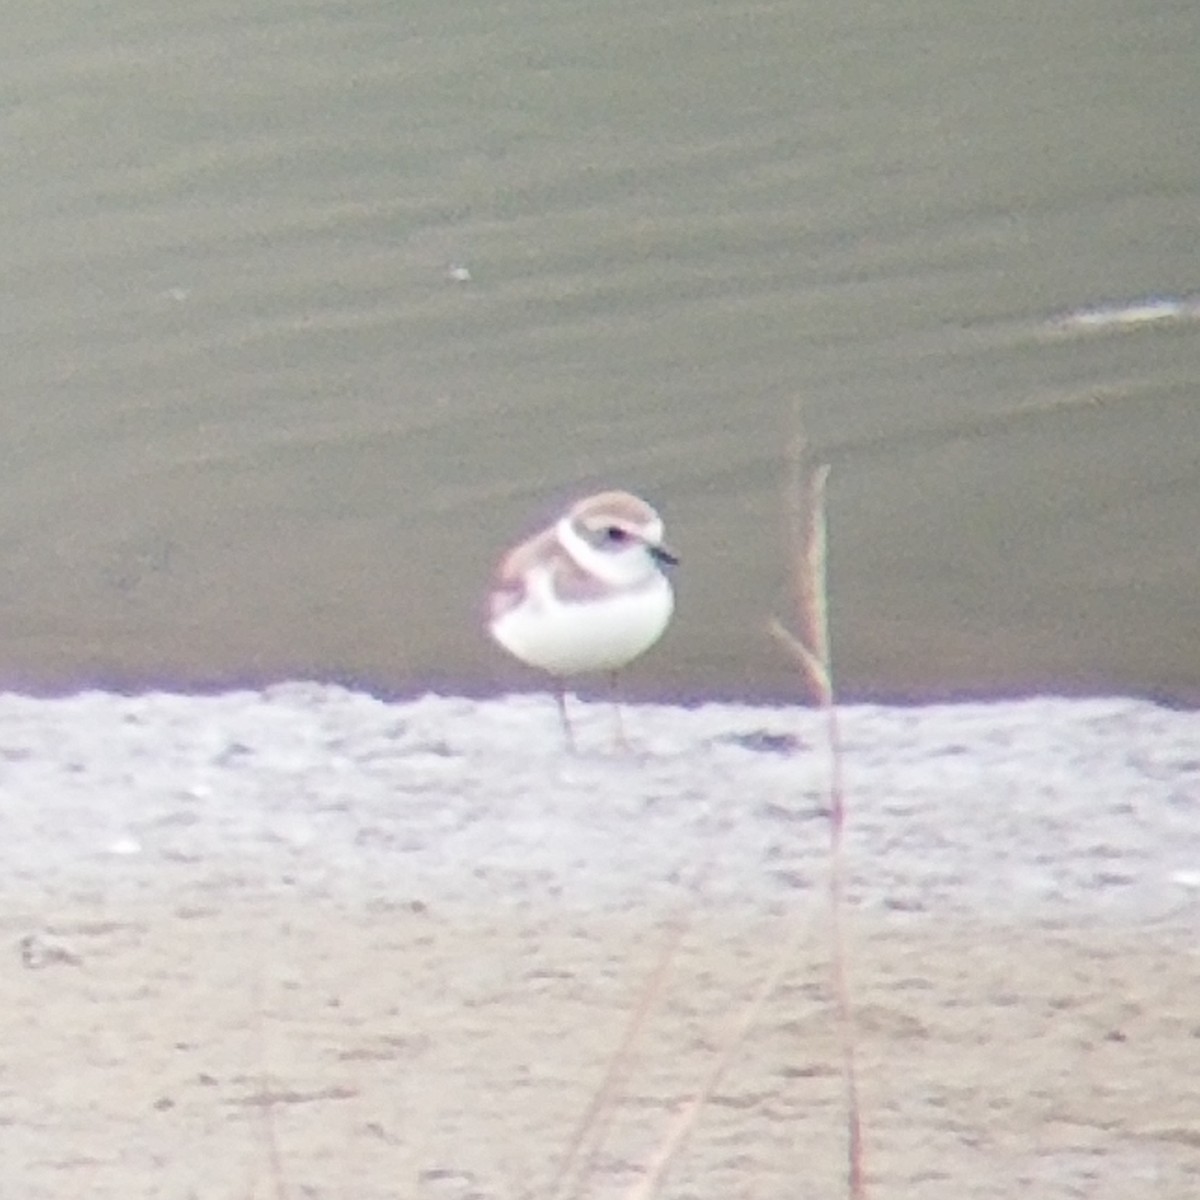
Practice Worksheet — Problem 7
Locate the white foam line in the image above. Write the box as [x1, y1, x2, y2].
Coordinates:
[1046, 294, 1200, 335]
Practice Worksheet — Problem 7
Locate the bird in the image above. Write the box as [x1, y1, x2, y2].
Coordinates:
[487, 490, 677, 750]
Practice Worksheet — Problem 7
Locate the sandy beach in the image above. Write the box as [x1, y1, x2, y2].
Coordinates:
[1, 685, 1198, 1197]
[6, 896, 1199, 1199]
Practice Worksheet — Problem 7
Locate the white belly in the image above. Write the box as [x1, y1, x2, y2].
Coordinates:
[490, 577, 674, 675]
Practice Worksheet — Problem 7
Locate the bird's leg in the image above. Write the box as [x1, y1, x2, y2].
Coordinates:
[554, 680, 577, 754]
[609, 670, 631, 753]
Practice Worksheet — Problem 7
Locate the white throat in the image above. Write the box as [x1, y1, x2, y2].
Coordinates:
[555, 516, 660, 587]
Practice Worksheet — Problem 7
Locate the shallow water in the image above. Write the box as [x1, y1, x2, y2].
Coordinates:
[3, 2, 1198, 702]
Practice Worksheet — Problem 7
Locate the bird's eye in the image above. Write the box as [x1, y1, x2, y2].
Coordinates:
[605, 526, 630, 543]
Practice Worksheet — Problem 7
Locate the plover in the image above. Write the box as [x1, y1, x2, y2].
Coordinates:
[487, 490, 677, 749]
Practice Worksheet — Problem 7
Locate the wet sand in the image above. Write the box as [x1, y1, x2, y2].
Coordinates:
[7, 896, 1198, 1200]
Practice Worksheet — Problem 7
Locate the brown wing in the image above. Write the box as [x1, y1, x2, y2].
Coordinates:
[487, 526, 556, 623]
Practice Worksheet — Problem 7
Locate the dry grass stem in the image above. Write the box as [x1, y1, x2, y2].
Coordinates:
[550, 908, 694, 1200]
[619, 941, 799, 1200]
[771, 429, 866, 1198]
[250, 959, 289, 1200]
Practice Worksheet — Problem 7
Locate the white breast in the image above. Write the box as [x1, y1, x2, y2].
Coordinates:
[490, 572, 674, 675]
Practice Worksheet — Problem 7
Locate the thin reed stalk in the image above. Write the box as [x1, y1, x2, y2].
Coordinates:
[250, 958, 289, 1200]
[619, 942, 797, 1200]
[550, 907, 694, 1200]
[769, 426, 865, 1198]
